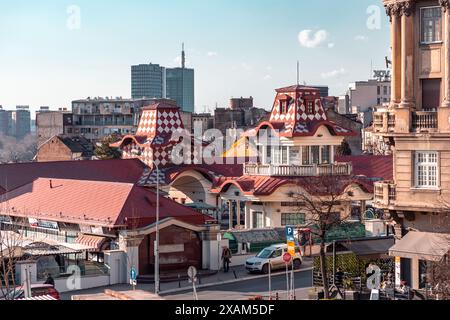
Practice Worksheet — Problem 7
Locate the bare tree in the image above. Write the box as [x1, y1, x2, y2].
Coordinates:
[291, 174, 356, 299]
[0, 134, 37, 163]
[0, 216, 27, 300]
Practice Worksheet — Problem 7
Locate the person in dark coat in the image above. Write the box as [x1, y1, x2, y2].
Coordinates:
[221, 247, 232, 273]
[44, 273, 55, 287]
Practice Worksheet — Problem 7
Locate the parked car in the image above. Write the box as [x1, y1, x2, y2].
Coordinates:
[4, 284, 60, 300]
[246, 244, 303, 274]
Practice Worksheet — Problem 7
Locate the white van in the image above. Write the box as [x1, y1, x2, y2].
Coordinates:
[245, 243, 303, 274]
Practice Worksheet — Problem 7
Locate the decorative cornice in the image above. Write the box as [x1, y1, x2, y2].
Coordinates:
[399, 0, 415, 17]
[440, 0, 450, 12]
[385, 1, 415, 19]
[386, 2, 402, 19]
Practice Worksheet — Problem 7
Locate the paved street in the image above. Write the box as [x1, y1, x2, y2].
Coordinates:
[162, 269, 313, 300]
[61, 258, 313, 300]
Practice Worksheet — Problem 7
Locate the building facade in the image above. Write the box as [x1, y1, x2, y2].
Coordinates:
[165, 67, 195, 113]
[131, 63, 166, 100]
[68, 98, 155, 142]
[0, 106, 31, 139]
[374, 0, 450, 290]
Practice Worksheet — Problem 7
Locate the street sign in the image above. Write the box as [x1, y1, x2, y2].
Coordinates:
[187, 266, 198, 280]
[283, 252, 292, 264]
[286, 226, 296, 257]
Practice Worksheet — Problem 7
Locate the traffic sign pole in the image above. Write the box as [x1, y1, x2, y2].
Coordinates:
[268, 259, 272, 300]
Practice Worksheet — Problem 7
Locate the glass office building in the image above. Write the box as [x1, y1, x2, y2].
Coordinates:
[166, 68, 195, 113]
[131, 63, 166, 100]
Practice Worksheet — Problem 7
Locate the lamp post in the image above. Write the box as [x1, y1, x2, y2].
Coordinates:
[154, 163, 160, 295]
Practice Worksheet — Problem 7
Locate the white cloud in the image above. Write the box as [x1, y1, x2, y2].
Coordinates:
[298, 29, 328, 48]
[321, 68, 347, 79]
[266, 65, 273, 71]
[207, 51, 218, 57]
[354, 35, 369, 41]
[328, 43, 335, 48]
[241, 62, 252, 71]
[263, 75, 272, 80]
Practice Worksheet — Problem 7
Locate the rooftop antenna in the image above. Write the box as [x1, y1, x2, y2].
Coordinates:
[182, 43, 186, 69]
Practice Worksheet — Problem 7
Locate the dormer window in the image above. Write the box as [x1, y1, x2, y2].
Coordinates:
[280, 101, 288, 114]
[306, 101, 314, 114]
[421, 6, 442, 44]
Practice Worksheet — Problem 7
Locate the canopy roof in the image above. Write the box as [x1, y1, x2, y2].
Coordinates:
[389, 231, 450, 262]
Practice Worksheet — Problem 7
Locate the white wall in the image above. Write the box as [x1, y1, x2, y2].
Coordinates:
[54, 275, 111, 293]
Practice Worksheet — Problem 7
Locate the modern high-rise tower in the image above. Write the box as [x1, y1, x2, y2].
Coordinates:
[131, 44, 195, 113]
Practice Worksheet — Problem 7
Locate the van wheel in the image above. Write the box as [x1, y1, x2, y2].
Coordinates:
[262, 264, 269, 274]
[293, 259, 302, 270]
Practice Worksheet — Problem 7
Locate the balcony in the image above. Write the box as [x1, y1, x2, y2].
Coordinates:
[373, 111, 395, 134]
[373, 181, 396, 208]
[412, 111, 438, 132]
[243, 162, 353, 177]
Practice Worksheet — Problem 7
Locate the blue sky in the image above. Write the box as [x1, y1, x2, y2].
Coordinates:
[0, 0, 390, 114]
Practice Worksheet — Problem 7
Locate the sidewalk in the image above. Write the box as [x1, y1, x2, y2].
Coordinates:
[61, 256, 313, 300]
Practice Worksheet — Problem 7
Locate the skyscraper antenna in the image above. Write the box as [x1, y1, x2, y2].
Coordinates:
[182, 43, 186, 69]
[297, 60, 300, 85]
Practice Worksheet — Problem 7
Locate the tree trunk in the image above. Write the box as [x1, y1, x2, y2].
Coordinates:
[319, 235, 330, 299]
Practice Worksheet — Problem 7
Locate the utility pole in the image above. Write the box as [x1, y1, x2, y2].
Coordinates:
[154, 163, 160, 295]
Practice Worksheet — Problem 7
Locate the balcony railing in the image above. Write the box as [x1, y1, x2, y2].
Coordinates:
[373, 111, 396, 134]
[374, 181, 396, 208]
[243, 163, 353, 177]
[412, 111, 438, 131]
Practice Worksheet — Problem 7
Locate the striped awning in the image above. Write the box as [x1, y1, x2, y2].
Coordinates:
[75, 234, 108, 251]
[17, 295, 57, 301]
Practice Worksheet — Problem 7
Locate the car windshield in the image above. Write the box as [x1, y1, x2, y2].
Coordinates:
[5, 289, 24, 300]
[256, 249, 273, 259]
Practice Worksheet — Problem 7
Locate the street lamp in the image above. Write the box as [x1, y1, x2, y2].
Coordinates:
[154, 162, 160, 295]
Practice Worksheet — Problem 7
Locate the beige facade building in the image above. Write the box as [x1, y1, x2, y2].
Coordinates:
[374, 0, 450, 290]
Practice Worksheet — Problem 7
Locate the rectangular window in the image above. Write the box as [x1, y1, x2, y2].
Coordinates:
[421, 78, 441, 110]
[302, 146, 310, 165]
[321, 146, 331, 164]
[421, 7, 442, 43]
[311, 146, 320, 164]
[272, 146, 288, 165]
[252, 211, 265, 229]
[281, 213, 306, 226]
[415, 151, 439, 188]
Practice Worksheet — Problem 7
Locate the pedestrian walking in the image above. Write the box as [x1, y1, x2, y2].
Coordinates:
[222, 246, 232, 273]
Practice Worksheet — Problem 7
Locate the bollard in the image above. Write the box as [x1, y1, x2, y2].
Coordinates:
[178, 274, 181, 288]
[276, 292, 279, 301]
[233, 270, 238, 279]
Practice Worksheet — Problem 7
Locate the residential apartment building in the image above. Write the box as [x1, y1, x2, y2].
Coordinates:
[214, 97, 269, 135]
[36, 107, 73, 145]
[374, 0, 450, 290]
[0, 106, 31, 139]
[69, 97, 154, 141]
[347, 79, 391, 127]
[166, 67, 195, 113]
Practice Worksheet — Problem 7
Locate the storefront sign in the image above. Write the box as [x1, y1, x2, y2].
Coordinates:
[28, 218, 59, 231]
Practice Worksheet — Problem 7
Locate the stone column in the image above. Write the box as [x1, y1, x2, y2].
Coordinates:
[390, 5, 402, 107]
[400, 1, 415, 109]
[396, 1, 416, 133]
[439, 1, 450, 131]
[228, 200, 233, 229]
[236, 200, 241, 228]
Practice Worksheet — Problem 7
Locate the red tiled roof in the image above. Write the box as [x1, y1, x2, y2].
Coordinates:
[0, 178, 208, 228]
[0, 159, 147, 194]
[276, 85, 321, 93]
[336, 155, 393, 181]
[211, 175, 373, 197]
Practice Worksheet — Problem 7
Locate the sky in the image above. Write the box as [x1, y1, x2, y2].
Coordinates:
[0, 0, 391, 114]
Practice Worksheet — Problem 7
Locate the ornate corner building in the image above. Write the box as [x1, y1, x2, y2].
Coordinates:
[374, 0, 450, 289]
